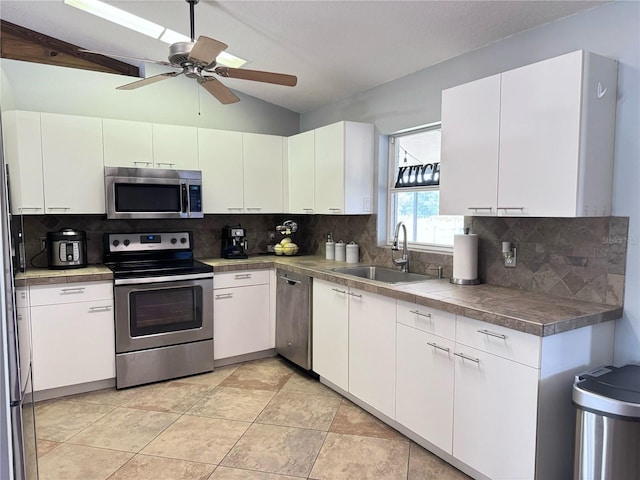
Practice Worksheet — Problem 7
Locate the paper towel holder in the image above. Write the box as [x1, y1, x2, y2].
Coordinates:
[502, 241, 517, 268]
[450, 229, 480, 285]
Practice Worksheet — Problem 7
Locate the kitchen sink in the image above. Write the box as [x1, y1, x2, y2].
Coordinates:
[331, 265, 437, 284]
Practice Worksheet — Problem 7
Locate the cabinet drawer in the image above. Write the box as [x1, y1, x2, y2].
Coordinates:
[397, 300, 456, 340]
[214, 269, 270, 289]
[29, 281, 113, 306]
[455, 316, 540, 368]
[15, 287, 29, 308]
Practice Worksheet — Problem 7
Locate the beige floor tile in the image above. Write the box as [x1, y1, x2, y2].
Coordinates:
[221, 423, 326, 477]
[108, 454, 215, 480]
[38, 443, 132, 480]
[37, 439, 61, 457]
[67, 407, 179, 452]
[175, 365, 240, 387]
[280, 372, 340, 397]
[220, 358, 294, 391]
[187, 386, 276, 422]
[408, 442, 471, 480]
[256, 391, 341, 430]
[141, 415, 250, 464]
[209, 466, 301, 479]
[123, 381, 214, 413]
[309, 432, 410, 480]
[330, 400, 407, 441]
[67, 387, 141, 407]
[35, 399, 115, 442]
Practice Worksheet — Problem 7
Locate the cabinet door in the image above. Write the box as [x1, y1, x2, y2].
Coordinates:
[198, 128, 244, 213]
[214, 284, 270, 360]
[40, 113, 105, 214]
[288, 130, 315, 214]
[314, 122, 345, 214]
[243, 133, 284, 213]
[348, 287, 396, 418]
[343, 122, 374, 214]
[2, 111, 44, 214]
[453, 345, 538, 480]
[498, 51, 583, 217]
[153, 124, 199, 170]
[103, 118, 153, 168]
[31, 300, 115, 391]
[396, 324, 454, 453]
[439, 75, 501, 216]
[312, 279, 349, 391]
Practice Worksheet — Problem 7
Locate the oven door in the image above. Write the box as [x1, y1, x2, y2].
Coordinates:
[114, 274, 213, 354]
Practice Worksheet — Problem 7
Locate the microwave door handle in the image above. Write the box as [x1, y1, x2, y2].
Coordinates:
[181, 184, 188, 214]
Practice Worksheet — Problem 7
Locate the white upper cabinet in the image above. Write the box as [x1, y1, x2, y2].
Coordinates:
[40, 113, 105, 214]
[314, 121, 374, 215]
[152, 123, 199, 170]
[243, 132, 285, 213]
[440, 50, 618, 217]
[102, 118, 154, 168]
[288, 130, 315, 214]
[2, 110, 45, 215]
[198, 128, 244, 214]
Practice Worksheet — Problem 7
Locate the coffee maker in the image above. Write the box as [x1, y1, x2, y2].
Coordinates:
[221, 225, 248, 259]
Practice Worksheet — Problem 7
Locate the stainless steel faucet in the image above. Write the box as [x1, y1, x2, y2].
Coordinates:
[391, 221, 409, 272]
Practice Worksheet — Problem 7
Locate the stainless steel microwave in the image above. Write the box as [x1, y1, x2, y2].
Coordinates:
[105, 166, 203, 219]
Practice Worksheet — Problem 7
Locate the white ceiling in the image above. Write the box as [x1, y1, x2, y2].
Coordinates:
[0, 0, 607, 113]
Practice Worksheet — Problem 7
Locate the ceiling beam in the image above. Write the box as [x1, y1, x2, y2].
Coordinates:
[0, 20, 139, 77]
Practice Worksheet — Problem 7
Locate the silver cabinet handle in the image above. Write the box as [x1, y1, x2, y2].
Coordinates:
[89, 305, 111, 312]
[331, 288, 347, 294]
[303, 208, 314, 213]
[280, 276, 301, 284]
[329, 208, 342, 212]
[477, 329, 507, 340]
[410, 309, 431, 318]
[19, 207, 42, 211]
[347, 292, 362, 298]
[60, 287, 85, 293]
[155, 162, 175, 167]
[454, 352, 480, 363]
[468, 207, 493, 212]
[16, 314, 23, 321]
[215, 293, 234, 300]
[228, 207, 244, 211]
[427, 341, 450, 353]
[47, 207, 71, 211]
[246, 207, 262, 211]
[133, 161, 152, 166]
[234, 273, 252, 280]
[497, 207, 524, 211]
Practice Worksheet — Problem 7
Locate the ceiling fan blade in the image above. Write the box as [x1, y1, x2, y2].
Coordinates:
[78, 49, 175, 68]
[188, 36, 228, 66]
[117, 72, 182, 90]
[198, 77, 240, 104]
[214, 67, 297, 87]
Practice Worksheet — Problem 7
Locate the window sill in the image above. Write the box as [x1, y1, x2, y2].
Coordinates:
[382, 241, 453, 256]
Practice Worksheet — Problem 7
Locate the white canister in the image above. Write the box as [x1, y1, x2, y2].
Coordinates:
[335, 241, 346, 262]
[346, 242, 359, 263]
[325, 241, 335, 260]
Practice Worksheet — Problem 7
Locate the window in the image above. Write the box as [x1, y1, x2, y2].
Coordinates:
[388, 123, 463, 251]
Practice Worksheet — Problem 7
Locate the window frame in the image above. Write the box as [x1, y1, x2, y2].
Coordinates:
[386, 122, 457, 254]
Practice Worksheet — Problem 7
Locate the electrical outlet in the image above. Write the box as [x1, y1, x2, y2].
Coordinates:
[504, 248, 517, 268]
[40, 237, 47, 251]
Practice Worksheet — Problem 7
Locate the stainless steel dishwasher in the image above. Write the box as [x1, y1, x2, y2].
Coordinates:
[276, 269, 312, 370]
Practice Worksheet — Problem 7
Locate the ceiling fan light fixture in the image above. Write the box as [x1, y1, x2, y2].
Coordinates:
[64, 0, 164, 39]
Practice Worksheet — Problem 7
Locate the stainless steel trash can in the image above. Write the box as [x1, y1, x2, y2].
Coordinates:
[573, 365, 640, 480]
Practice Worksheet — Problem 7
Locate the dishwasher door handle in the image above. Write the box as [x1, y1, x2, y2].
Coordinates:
[279, 275, 301, 285]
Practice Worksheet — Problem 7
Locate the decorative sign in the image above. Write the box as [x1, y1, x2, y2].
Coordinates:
[394, 162, 440, 188]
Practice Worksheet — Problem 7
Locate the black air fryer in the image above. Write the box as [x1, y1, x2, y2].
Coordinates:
[221, 225, 248, 259]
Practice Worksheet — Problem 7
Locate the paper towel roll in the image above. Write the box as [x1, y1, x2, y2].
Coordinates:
[452, 233, 479, 284]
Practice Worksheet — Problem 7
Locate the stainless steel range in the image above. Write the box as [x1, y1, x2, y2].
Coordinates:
[104, 231, 214, 389]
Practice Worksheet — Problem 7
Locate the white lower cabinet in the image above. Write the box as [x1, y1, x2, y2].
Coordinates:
[213, 270, 271, 360]
[29, 281, 115, 392]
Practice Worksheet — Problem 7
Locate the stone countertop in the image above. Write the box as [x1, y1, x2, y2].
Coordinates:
[15, 256, 622, 337]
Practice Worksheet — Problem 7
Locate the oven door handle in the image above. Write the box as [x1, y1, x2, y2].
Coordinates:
[114, 272, 214, 286]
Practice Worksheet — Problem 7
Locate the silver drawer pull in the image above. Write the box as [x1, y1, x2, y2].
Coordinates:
[215, 293, 234, 300]
[133, 161, 152, 166]
[246, 207, 262, 211]
[89, 306, 111, 312]
[331, 288, 347, 294]
[477, 329, 507, 340]
[497, 207, 525, 211]
[347, 292, 362, 298]
[48, 207, 71, 211]
[228, 207, 243, 211]
[427, 342, 450, 353]
[303, 208, 314, 212]
[468, 207, 493, 211]
[280, 276, 301, 284]
[454, 352, 480, 363]
[60, 287, 85, 293]
[234, 273, 252, 280]
[410, 309, 431, 319]
[155, 162, 175, 167]
[19, 207, 42, 211]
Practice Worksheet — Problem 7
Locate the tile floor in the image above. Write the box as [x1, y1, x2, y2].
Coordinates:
[35, 357, 471, 480]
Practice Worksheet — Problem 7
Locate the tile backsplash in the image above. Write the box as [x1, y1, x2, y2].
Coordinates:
[19, 213, 627, 307]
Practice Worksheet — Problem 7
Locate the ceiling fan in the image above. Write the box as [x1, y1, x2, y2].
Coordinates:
[81, 0, 297, 104]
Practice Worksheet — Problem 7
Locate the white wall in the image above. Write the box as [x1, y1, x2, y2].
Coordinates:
[301, 1, 640, 365]
[0, 59, 299, 136]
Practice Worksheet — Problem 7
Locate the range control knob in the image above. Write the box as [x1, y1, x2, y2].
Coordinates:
[180, 237, 187, 244]
[171, 238, 177, 244]
[112, 240, 120, 247]
[123, 239, 130, 247]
